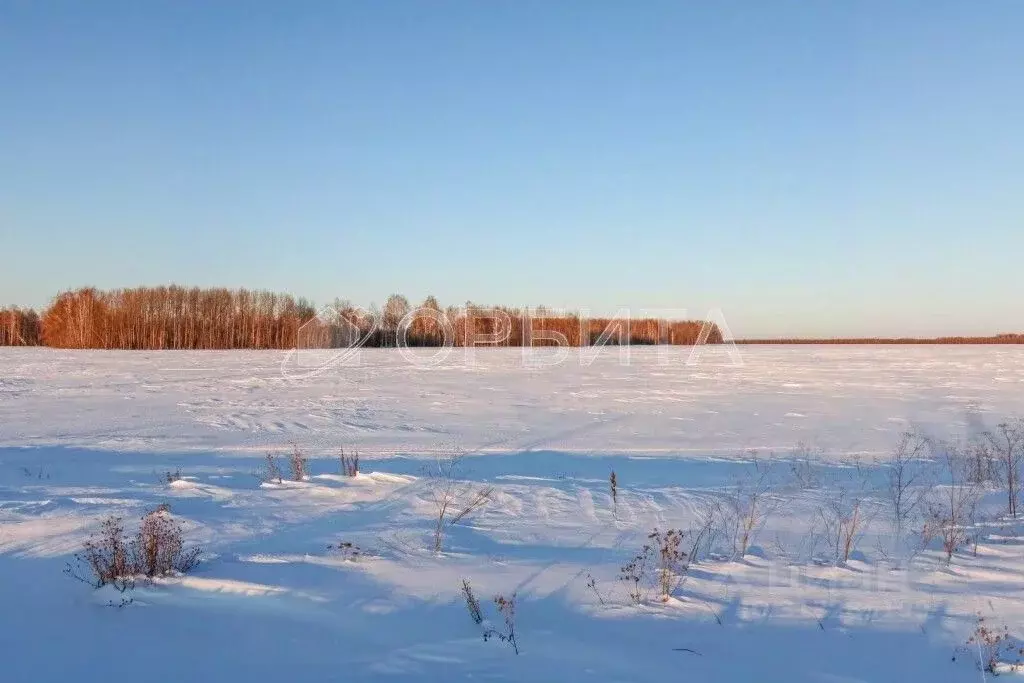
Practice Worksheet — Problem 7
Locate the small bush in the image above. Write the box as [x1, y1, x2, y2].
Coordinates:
[135, 505, 201, 577]
[966, 613, 1024, 674]
[257, 452, 283, 484]
[425, 453, 493, 552]
[462, 578, 483, 624]
[69, 516, 131, 588]
[619, 541, 653, 605]
[65, 506, 201, 588]
[722, 458, 776, 558]
[327, 540, 362, 561]
[609, 470, 618, 517]
[924, 441, 982, 563]
[21, 466, 49, 480]
[585, 572, 606, 605]
[617, 527, 702, 604]
[491, 593, 520, 655]
[650, 528, 688, 601]
[819, 495, 867, 565]
[289, 444, 308, 481]
[340, 446, 359, 477]
[461, 579, 519, 654]
[789, 442, 823, 489]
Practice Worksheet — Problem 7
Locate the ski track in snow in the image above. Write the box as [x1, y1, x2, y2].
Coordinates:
[1, 346, 1024, 682]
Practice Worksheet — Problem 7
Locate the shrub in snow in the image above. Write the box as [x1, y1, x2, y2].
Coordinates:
[923, 440, 982, 564]
[425, 453, 493, 552]
[256, 452, 284, 484]
[66, 505, 200, 589]
[327, 540, 362, 561]
[614, 525, 710, 605]
[966, 436, 999, 486]
[651, 528, 688, 601]
[461, 579, 483, 624]
[339, 446, 359, 477]
[135, 504, 201, 577]
[68, 516, 132, 589]
[585, 572, 606, 606]
[619, 541, 653, 605]
[617, 527, 704, 604]
[789, 442, 823, 490]
[461, 579, 519, 655]
[965, 613, 1024, 675]
[490, 593, 519, 655]
[818, 491, 869, 565]
[722, 458, 776, 559]
[884, 430, 932, 561]
[288, 443, 308, 481]
[987, 420, 1024, 519]
[609, 470, 618, 517]
[21, 465, 50, 480]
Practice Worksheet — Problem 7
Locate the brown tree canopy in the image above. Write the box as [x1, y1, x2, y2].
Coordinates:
[0, 307, 41, 346]
[14, 285, 1019, 350]
[39, 286, 317, 350]
[7, 286, 723, 350]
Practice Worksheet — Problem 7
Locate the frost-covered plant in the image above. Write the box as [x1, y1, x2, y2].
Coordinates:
[619, 541, 653, 605]
[819, 489, 870, 565]
[965, 613, 1024, 674]
[339, 446, 359, 477]
[20, 466, 50, 480]
[491, 594, 520, 655]
[65, 505, 200, 588]
[722, 458, 776, 558]
[885, 430, 932, 559]
[424, 452, 493, 552]
[327, 540, 361, 561]
[460, 579, 519, 654]
[987, 420, 1024, 518]
[650, 528, 688, 601]
[462, 578, 483, 624]
[256, 452, 283, 484]
[134, 504, 201, 577]
[289, 443, 308, 481]
[925, 440, 982, 564]
[585, 572, 606, 605]
[789, 442, 823, 490]
[66, 516, 131, 588]
[609, 470, 618, 517]
[617, 527, 702, 604]
[967, 436, 998, 486]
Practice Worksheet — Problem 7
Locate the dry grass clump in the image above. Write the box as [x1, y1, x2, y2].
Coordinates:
[66, 505, 201, 589]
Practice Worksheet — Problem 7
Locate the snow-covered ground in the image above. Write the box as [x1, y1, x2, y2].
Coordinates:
[1, 346, 1023, 681]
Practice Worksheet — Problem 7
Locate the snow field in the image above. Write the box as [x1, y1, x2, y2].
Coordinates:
[2, 346, 1024, 681]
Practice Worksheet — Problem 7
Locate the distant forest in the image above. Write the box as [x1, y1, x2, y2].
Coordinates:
[2, 287, 1021, 350]
[0, 286, 719, 350]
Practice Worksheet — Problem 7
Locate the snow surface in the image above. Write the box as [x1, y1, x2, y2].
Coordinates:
[2, 345, 1023, 456]
[1, 346, 1024, 681]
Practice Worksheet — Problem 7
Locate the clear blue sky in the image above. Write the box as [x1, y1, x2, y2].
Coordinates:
[2, 1, 1022, 337]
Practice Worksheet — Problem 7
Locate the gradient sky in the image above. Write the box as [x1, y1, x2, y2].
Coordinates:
[2, 1, 1022, 337]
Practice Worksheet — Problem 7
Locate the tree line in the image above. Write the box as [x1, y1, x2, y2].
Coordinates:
[1, 287, 721, 350]
[38, 287, 319, 349]
[309, 294, 719, 348]
[5, 286, 1021, 350]
[0, 307, 41, 346]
